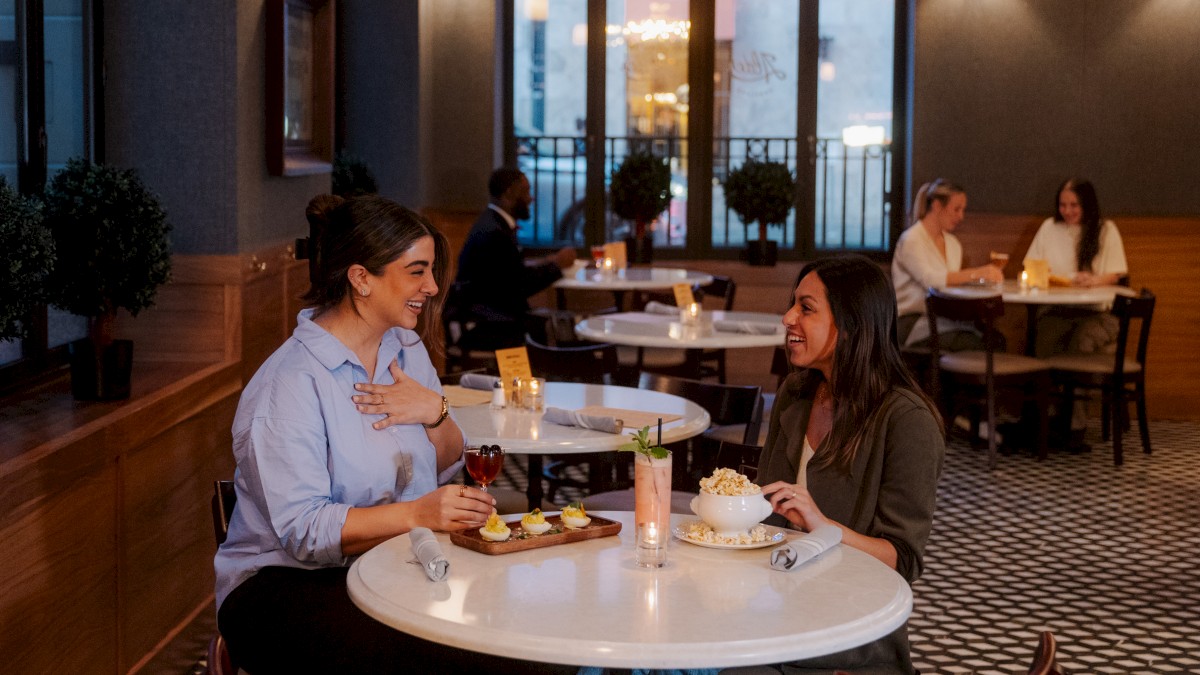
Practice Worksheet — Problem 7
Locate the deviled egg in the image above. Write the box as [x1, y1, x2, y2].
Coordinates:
[520, 508, 553, 535]
[480, 511, 511, 542]
[561, 501, 591, 529]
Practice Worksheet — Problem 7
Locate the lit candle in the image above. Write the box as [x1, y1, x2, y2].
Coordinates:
[1020, 270, 1029, 292]
[687, 302, 700, 321]
[644, 522, 658, 545]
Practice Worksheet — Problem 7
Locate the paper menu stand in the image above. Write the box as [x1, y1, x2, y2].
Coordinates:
[1024, 259, 1050, 290]
[672, 282, 696, 307]
[494, 346, 533, 384]
[603, 241, 628, 269]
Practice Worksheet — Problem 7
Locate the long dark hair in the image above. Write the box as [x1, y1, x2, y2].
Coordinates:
[303, 194, 450, 347]
[796, 255, 942, 471]
[1054, 178, 1102, 272]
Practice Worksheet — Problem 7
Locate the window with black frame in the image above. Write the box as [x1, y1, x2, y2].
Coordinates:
[0, 0, 97, 392]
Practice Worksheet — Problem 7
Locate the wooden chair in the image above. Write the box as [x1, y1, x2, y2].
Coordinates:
[1027, 631, 1064, 675]
[208, 481, 238, 675]
[526, 335, 627, 501]
[585, 373, 764, 513]
[926, 289, 1052, 468]
[1044, 289, 1155, 466]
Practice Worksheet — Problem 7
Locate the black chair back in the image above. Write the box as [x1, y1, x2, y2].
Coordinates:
[1112, 289, 1155, 374]
[697, 275, 736, 311]
[637, 371, 763, 437]
[212, 480, 236, 546]
[714, 440, 764, 483]
[526, 335, 620, 384]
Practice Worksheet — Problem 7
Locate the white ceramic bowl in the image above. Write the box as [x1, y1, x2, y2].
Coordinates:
[690, 490, 772, 537]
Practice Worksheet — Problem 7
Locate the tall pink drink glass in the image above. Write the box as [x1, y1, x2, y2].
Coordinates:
[634, 453, 673, 537]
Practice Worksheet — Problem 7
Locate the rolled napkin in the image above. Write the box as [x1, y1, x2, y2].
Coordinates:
[458, 373, 500, 391]
[713, 320, 779, 336]
[410, 527, 449, 581]
[543, 406, 624, 434]
[643, 300, 681, 316]
[769, 524, 842, 571]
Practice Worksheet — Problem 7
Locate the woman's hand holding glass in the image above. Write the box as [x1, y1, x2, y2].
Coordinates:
[352, 359, 444, 429]
[762, 481, 831, 533]
[411, 483, 495, 531]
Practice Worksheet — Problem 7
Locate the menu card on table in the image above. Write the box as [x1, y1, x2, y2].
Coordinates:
[603, 241, 628, 269]
[672, 282, 696, 307]
[494, 346, 532, 384]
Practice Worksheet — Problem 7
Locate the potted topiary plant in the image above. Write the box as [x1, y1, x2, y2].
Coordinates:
[43, 158, 173, 400]
[723, 159, 795, 266]
[331, 151, 379, 197]
[610, 151, 671, 264]
[0, 176, 55, 342]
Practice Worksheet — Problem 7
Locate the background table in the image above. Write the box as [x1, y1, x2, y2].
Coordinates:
[348, 511, 913, 669]
[575, 310, 784, 350]
[940, 281, 1133, 354]
[553, 266, 715, 311]
[450, 382, 711, 508]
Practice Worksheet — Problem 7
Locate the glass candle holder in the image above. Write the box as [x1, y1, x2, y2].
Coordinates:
[680, 302, 701, 326]
[635, 521, 668, 568]
[509, 376, 525, 408]
[601, 256, 615, 279]
[522, 377, 545, 412]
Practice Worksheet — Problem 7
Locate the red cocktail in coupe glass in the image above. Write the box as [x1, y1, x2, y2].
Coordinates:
[590, 245, 606, 268]
[465, 445, 505, 492]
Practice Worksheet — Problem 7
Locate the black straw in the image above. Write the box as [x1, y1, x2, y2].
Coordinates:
[657, 417, 663, 446]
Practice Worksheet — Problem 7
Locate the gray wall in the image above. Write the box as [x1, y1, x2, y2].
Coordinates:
[912, 0, 1200, 217]
[104, 0, 327, 255]
[340, 0, 423, 208]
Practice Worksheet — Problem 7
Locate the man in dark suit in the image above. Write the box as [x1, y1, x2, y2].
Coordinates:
[449, 168, 576, 351]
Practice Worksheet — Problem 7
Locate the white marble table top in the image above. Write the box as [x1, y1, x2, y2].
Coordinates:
[347, 512, 913, 669]
[938, 280, 1134, 306]
[575, 310, 785, 349]
[553, 266, 715, 291]
[448, 382, 711, 456]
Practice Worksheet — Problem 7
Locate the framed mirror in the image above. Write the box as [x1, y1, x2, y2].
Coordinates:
[267, 0, 335, 176]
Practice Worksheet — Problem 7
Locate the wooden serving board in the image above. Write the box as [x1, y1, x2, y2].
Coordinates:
[449, 515, 622, 555]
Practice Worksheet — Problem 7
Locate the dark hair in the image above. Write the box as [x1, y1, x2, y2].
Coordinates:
[303, 194, 450, 348]
[1054, 178, 1103, 272]
[911, 179, 966, 226]
[488, 167, 526, 200]
[795, 255, 942, 471]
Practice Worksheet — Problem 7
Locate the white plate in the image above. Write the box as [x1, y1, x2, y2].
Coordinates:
[672, 521, 789, 550]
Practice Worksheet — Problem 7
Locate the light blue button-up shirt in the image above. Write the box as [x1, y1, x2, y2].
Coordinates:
[215, 309, 462, 608]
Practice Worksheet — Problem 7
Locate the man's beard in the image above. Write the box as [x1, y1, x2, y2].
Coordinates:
[511, 201, 531, 221]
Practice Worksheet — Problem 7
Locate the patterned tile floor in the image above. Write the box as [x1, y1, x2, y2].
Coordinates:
[179, 420, 1199, 674]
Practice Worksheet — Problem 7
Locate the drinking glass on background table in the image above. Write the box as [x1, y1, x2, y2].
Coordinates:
[590, 245, 605, 268]
[464, 445, 504, 492]
[989, 251, 1009, 270]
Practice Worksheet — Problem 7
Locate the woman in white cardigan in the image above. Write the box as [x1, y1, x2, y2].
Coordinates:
[891, 179, 1002, 349]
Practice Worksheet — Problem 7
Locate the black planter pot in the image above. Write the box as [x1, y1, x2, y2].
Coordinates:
[625, 234, 654, 265]
[745, 240, 778, 267]
[69, 338, 134, 400]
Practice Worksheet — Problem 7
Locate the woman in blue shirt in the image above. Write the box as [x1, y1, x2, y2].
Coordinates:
[215, 195, 572, 674]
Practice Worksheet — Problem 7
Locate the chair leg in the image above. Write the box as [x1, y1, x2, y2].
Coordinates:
[717, 351, 727, 384]
[1100, 387, 1112, 442]
[1135, 381, 1152, 455]
[1111, 389, 1124, 466]
[986, 380, 997, 470]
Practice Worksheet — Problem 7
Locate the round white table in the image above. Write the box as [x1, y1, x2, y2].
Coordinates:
[450, 382, 711, 509]
[347, 512, 913, 669]
[575, 310, 785, 350]
[553, 266, 715, 311]
[938, 281, 1133, 354]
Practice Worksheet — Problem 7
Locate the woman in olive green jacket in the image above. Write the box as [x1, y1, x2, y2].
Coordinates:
[750, 255, 945, 675]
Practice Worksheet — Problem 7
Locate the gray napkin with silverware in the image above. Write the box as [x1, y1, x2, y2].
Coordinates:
[643, 300, 681, 315]
[543, 406, 624, 434]
[410, 527, 449, 581]
[769, 524, 842, 571]
[713, 320, 779, 336]
[458, 373, 500, 391]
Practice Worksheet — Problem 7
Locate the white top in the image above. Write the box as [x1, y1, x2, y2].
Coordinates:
[575, 311, 785, 349]
[449, 382, 711, 455]
[347, 511, 913, 669]
[554, 267, 714, 291]
[1023, 218, 1128, 278]
[891, 222, 964, 345]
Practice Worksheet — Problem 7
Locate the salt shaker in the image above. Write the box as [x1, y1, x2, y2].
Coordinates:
[490, 379, 506, 409]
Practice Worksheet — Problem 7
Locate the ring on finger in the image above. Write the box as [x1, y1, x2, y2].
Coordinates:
[458, 485, 466, 497]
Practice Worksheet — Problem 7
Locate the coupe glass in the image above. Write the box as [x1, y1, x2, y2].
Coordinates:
[464, 445, 505, 492]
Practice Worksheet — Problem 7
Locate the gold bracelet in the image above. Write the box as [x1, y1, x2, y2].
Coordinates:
[423, 395, 450, 429]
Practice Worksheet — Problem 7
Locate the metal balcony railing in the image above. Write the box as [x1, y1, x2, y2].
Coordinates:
[515, 134, 892, 253]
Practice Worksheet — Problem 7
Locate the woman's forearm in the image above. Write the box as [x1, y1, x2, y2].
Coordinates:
[429, 419, 464, 473]
[836, 524, 899, 569]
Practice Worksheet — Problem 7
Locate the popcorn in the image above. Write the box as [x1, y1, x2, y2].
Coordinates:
[682, 521, 770, 546]
[699, 467, 761, 496]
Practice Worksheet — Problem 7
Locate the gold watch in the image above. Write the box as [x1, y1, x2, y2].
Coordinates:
[423, 395, 450, 429]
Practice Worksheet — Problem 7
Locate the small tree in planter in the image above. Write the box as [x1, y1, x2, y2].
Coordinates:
[43, 158, 173, 400]
[610, 151, 671, 264]
[723, 159, 795, 266]
[0, 177, 55, 341]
